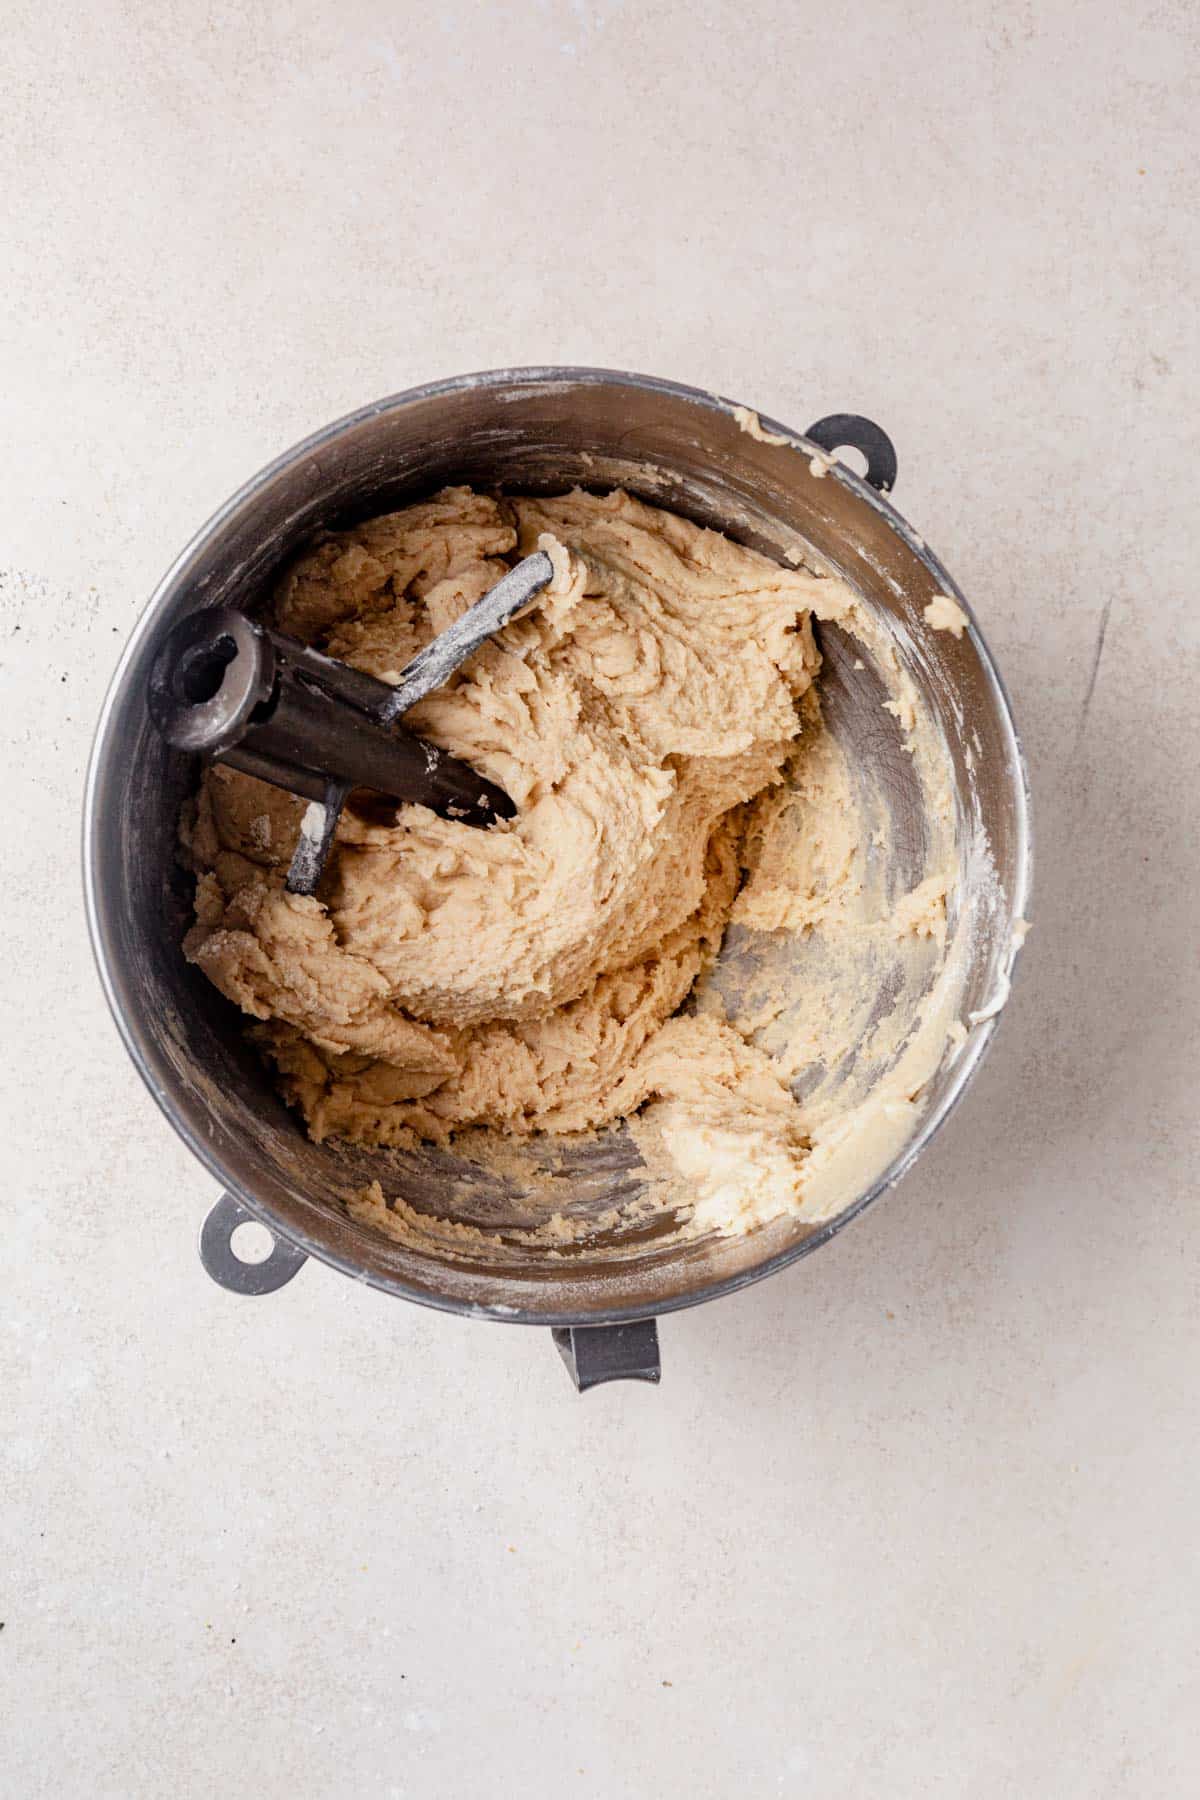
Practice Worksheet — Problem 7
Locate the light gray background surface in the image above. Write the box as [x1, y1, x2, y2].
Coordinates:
[3, 3, 1198, 1795]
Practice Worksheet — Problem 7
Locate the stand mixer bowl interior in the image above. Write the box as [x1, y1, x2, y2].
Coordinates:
[83, 368, 1030, 1326]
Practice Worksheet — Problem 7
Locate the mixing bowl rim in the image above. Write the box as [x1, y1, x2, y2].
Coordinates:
[82, 365, 1033, 1326]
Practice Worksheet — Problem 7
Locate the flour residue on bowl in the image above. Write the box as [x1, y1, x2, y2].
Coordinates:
[731, 405, 793, 447]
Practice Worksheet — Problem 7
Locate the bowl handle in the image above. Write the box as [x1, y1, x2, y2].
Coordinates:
[197, 1193, 662, 1390]
[805, 414, 898, 493]
[199, 1191, 308, 1296]
[552, 1321, 661, 1391]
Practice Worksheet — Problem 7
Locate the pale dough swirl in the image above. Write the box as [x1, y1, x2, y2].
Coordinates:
[181, 486, 859, 1218]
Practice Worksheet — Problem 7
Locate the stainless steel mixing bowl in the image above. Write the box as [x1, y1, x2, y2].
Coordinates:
[83, 368, 1031, 1387]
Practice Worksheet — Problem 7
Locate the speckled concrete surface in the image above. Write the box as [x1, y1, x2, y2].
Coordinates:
[3, 3, 1199, 1795]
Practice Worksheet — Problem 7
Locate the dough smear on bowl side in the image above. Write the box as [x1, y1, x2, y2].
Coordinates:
[180, 486, 957, 1242]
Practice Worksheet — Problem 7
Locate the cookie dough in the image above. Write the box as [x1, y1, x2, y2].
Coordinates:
[924, 592, 970, 637]
[180, 486, 954, 1237]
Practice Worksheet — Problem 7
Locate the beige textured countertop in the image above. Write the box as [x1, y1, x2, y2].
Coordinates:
[3, 3, 1198, 1794]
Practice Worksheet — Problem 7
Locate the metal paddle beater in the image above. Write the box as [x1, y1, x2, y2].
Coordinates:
[148, 551, 554, 893]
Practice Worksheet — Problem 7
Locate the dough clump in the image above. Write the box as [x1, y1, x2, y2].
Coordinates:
[181, 487, 842, 1213]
